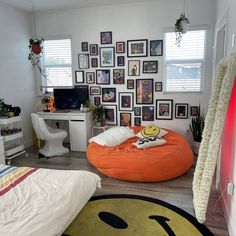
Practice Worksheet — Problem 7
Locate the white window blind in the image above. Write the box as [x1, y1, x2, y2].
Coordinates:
[164, 30, 206, 92]
[41, 39, 72, 91]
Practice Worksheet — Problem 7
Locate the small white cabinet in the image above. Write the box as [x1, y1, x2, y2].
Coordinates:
[0, 116, 25, 164]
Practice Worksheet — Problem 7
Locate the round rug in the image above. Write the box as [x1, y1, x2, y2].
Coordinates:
[64, 194, 213, 236]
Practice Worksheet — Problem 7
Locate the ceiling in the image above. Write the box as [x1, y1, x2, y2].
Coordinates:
[0, 0, 152, 12]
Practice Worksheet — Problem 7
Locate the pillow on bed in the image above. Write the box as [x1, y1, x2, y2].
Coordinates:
[89, 126, 135, 147]
[136, 124, 168, 139]
[133, 136, 167, 149]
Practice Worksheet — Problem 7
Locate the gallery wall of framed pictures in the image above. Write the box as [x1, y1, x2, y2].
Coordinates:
[76, 31, 198, 127]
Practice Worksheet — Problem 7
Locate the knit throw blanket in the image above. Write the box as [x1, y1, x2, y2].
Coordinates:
[193, 52, 236, 223]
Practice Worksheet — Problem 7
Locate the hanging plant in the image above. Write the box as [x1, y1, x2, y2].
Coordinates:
[175, 13, 190, 47]
[28, 38, 46, 78]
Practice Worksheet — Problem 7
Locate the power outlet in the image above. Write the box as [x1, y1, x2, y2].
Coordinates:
[227, 181, 234, 196]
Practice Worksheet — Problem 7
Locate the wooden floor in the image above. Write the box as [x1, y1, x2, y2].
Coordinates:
[11, 146, 229, 236]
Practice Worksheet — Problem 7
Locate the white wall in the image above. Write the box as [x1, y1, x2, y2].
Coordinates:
[216, 0, 236, 235]
[0, 3, 35, 147]
[35, 0, 215, 138]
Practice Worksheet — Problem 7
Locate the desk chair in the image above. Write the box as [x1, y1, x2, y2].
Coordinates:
[31, 113, 69, 158]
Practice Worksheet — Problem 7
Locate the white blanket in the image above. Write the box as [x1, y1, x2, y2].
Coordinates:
[0, 165, 101, 236]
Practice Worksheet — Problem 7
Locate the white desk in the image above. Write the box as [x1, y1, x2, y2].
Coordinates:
[38, 111, 92, 152]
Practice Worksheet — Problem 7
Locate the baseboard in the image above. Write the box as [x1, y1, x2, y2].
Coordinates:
[218, 184, 235, 236]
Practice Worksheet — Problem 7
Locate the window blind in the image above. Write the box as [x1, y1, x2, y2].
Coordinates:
[41, 39, 72, 91]
[164, 30, 206, 92]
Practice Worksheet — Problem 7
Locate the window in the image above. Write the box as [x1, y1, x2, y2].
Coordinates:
[41, 38, 72, 91]
[164, 30, 206, 92]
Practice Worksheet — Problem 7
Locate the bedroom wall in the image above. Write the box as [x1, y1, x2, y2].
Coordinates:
[215, 0, 236, 235]
[0, 2, 35, 147]
[35, 0, 215, 138]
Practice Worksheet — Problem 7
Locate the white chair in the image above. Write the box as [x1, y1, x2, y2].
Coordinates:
[31, 113, 69, 158]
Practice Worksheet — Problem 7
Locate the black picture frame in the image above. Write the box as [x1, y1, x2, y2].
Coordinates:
[155, 82, 162, 92]
[91, 58, 98, 68]
[90, 86, 101, 95]
[134, 107, 141, 116]
[100, 47, 115, 67]
[116, 41, 125, 53]
[100, 31, 112, 44]
[117, 56, 125, 66]
[127, 39, 148, 57]
[96, 70, 110, 84]
[75, 70, 84, 83]
[128, 60, 140, 76]
[113, 69, 125, 84]
[81, 42, 88, 52]
[175, 103, 188, 119]
[127, 79, 134, 89]
[94, 96, 101, 105]
[143, 61, 158, 73]
[90, 44, 98, 56]
[136, 79, 154, 104]
[142, 106, 155, 121]
[134, 117, 141, 126]
[118, 92, 134, 111]
[78, 53, 90, 69]
[103, 105, 117, 125]
[120, 113, 132, 126]
[190, 106, 199, 116]
[150, 40, 163, 56]
[102, 87, 116, 103]
[86, 72, 95, 84]
[156, 99, 173, 120]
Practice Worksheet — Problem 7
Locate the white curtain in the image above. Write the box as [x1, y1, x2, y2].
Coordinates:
[193, 53, 236, 223]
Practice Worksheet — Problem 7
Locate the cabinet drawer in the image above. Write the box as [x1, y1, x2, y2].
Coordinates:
[70, 115, 85, 121]
[0, 138, 4, 155]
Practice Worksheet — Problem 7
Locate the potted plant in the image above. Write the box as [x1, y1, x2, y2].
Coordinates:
[93, 105, 105, 127]
[175, 13, 190, 46]
[0, 98, 12, 118]
[189, 105, 205, 155]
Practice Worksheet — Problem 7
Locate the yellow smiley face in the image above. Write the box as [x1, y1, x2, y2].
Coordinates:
[141, 125, 160, 137]
[64, 195, 212, 236]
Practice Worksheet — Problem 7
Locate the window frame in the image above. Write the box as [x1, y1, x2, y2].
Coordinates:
[163, 28, 207, 93]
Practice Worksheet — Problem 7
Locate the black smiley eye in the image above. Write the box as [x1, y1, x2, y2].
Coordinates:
[98, 211, 128, 229]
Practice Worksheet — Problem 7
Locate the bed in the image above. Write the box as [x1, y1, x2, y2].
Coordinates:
[0, 164, 101, 236]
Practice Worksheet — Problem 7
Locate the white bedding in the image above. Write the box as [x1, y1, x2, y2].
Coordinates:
[0, 164, 101, 236]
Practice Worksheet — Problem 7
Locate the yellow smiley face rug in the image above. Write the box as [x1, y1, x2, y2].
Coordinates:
[63, 195, 213, 236]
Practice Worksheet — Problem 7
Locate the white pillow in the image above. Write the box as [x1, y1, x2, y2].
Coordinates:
[133, 136, 167, 149]
[89, 127, 135, 147]
[136, 124, 168, 139]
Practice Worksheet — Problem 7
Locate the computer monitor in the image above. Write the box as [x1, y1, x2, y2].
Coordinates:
[53, 86, 89, 110]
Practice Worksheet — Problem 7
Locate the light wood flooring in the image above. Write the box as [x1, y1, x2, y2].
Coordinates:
[11, 146, 229, 236]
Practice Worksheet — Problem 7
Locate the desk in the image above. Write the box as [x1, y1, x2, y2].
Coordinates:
[38, 111, 92, 152]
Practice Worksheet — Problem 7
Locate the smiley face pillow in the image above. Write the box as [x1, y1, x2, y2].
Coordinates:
[136, 124, 168, 139]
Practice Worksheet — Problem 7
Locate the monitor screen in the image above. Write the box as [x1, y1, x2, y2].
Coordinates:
[53, 86, 89, 110]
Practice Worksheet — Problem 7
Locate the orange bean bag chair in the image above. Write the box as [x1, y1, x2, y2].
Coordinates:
[87, 126, 194, 182]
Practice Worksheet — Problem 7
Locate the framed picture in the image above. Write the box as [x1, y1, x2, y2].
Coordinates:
[143, 61, 158, 73]
[102, 87, 116, 103]
[150, 40, 163, 56]
[175, 103, 188, 119]
[103, 105, 117, 125]
[86, 72, 95, 84]
[101, 31, 112, 44]
[127, 79, 134, 89]
[155, 82, 162, 92]
[134, 117, 141, 126]
[90, 44, 98, 56]
[94, 96, 101, 105]
[100, 47, 115, 67]
[136, 79, 153, 104]
[120, 113, 131, 126]
[119, 92, 134, 111]
[190, 106, 199, 116]
[78, 53, 89, 69]
[156, 99, 173, 120]
[142, 106, 154, 121]
[91, 58, 98, 68]
[116, 41, 125, 53]
[75, 70, 84, 83]
[113, 69, 125, 84]
[117, 56, 125, 66]
[127, 39, 148, 57]
[96, 70, 110, 84]
[134, 107, 141, 116]
[81, 42, 88, 52]
[128, 60, 140, 76]
[90, 86, 101, 95]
